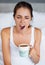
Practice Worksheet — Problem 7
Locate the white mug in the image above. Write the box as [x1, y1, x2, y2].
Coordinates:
[19, 44, 30, 57]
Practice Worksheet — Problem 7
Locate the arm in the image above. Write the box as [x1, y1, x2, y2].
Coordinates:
[30, 28, 42, 64]
[1, 28, 11, 65]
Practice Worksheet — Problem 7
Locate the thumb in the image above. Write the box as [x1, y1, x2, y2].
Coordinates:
[29, 45, 33, 52]
[30, 45, 32, 48]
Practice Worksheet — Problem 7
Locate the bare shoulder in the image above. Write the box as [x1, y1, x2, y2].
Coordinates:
[34, 27, 42, 44]
[1, 27, 10, 39]
[35, 27, 41, 35]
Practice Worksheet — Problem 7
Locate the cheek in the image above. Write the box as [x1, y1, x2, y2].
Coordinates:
[25, 20, 30, 25]
[15, 18, 20, 24]
[25, 22, 30, 27]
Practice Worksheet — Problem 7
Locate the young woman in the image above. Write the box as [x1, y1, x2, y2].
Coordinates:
[1, 1, 42, 65]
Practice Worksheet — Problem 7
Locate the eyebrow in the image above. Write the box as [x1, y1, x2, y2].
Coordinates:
[17, 15, 21, 16]
[17, 15, 29, 17]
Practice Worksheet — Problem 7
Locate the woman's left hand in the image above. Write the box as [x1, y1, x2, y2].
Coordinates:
[29, 47, 40, 64]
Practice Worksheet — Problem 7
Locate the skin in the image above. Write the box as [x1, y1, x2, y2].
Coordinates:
[1, 7, 41, 65]
[0, 31, 1, 36]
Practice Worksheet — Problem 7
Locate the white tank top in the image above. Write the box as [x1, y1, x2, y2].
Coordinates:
[10, 26, 35, 65]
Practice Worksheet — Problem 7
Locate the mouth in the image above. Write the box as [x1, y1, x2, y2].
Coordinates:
[20, 25, 25, 30]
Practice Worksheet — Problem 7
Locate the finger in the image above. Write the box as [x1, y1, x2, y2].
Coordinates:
[29, 45, 33, 48]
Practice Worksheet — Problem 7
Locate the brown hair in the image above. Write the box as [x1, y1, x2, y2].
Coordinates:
[13, 1, 33, 18]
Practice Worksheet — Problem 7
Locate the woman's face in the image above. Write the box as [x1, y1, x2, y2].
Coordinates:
[14, 7, 32, 31]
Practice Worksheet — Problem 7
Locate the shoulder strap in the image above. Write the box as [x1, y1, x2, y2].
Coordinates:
[10, 27, 13, 44]
[30, 27, 34, 47]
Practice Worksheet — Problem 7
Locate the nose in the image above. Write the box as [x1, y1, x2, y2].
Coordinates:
[20, 18, 25, 24]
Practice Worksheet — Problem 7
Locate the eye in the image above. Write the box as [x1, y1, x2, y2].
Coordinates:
[25, 16, 29, 19]
[25, 17, 29, 19]
[17, 17, 21, 19]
